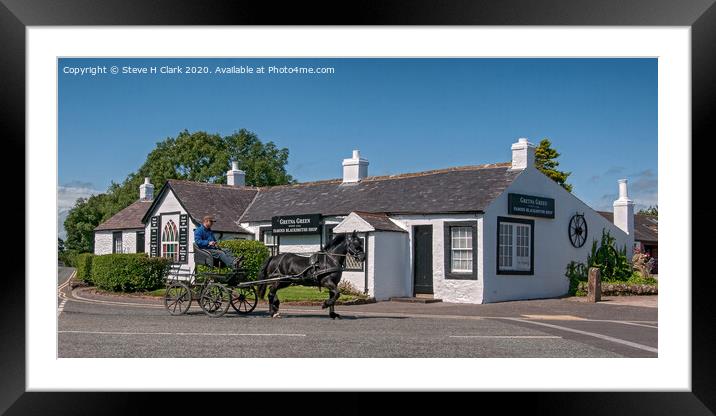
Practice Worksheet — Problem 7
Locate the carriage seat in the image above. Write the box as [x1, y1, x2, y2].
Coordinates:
[193, 243, 227, 269]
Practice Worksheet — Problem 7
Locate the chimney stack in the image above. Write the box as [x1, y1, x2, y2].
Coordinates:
[139, 177, 154, 201]
[342, 150, 369, 183]
[613, 179, 635, 256]
[227, 161, 245, 187]
[510, 138, 536, 170]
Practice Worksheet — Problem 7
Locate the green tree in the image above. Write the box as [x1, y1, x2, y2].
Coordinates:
[638, 205, 658, 217]
[64, 194, 111, 252]
[63, 129, 294, 253]
[535, 138, 573, 192]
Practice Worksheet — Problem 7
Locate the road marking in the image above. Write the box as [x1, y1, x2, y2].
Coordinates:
[521, 314, 585, 321]
[57, 299, 67, 318]
[58, 330, 305, 337]
[450, 335, 561, 339]
[499, 318, 658, 353]
[57, 270, 76, 317]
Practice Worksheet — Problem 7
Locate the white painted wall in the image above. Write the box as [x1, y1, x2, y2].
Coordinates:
[143, 189, 194, 277]
[121, 230, 137, 253]
[482, 167, 631, 303]
[391, 214, 485, 304]
[93, 231, 113, 255]
[371, 231, 411, 300]
[94, 229, 142, 255]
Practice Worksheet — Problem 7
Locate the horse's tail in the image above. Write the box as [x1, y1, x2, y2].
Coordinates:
[256, 256, 272, 299]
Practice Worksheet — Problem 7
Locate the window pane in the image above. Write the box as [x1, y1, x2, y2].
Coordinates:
[450, 226, 474, 273]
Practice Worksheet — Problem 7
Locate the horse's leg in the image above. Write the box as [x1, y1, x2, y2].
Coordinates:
[321, 279, 342, 319]
[267, 283, 281, 318]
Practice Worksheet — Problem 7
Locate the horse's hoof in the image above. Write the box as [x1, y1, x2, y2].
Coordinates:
[330, 312, 342, 320]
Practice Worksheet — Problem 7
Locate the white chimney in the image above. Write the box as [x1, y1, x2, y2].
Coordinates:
[342, 150, 369, 183]
[510, 138, 536, 170]
[139, 177, 154, 201]
[227, 161, 245, 187]
[613, 179, 635, 255]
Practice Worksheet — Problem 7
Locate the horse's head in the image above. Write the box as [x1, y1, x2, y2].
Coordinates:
[346, 230, 366, 263]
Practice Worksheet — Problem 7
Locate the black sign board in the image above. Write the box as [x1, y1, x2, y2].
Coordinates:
[508, 193, 555, 218]
[271, 214, 322, 235]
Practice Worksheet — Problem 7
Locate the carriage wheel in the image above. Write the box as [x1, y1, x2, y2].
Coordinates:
[163, 282, 192, 316]
[230, 286, 258, 314]
[199, 282, 231, 317]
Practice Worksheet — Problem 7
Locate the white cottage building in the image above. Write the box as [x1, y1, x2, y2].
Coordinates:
[94, 138, 638, 304]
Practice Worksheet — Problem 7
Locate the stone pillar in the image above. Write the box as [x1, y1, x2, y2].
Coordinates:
[587, 267, 601, 303]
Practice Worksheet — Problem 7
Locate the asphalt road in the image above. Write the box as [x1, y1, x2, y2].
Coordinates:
[57, 267, 658, 358]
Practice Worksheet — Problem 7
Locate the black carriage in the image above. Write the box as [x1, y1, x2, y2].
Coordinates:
[162, 244, 259, 317]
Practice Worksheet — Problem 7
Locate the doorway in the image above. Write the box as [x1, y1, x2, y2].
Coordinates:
[413, 225, 433, 295]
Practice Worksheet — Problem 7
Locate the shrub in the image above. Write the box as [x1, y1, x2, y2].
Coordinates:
[338, 280, 364, 296]
[76, 253, 95, 284]
[632, 251, 654, 278]
[216, 239, 270, 281]
[91, 253, 170, 292]
[565, 261, 588, 296]
[586, 230, 632, 281]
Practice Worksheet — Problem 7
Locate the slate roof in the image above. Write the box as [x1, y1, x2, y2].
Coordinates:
[597, 211, 658, 244]
[95, 200, 153, 231]
[353, 212, 408, 233]
[240, 163, 520, 222]
[142, 180, 258, 233]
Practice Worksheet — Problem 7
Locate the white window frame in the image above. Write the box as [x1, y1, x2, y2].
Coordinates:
[450, 226, 473, 273]
[161, 219, 179, 262]
[497, 217, 534, 275]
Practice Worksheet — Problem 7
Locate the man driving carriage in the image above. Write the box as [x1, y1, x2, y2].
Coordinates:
[194, 215, 241, 269]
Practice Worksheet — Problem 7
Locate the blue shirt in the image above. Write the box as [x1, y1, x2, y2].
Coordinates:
[194, 224, 217, 249]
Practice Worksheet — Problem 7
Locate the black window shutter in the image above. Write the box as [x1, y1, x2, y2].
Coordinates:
[150, 216, 159, 257]
[179, 214, 188, 263]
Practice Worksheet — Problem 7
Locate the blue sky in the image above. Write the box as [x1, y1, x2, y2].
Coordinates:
[58, 58, 657, 237]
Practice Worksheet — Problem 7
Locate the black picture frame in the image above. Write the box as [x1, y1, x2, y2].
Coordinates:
[4, 0, 712, 413]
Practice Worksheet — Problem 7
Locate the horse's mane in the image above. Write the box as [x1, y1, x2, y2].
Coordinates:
[323, 233, 347, 251]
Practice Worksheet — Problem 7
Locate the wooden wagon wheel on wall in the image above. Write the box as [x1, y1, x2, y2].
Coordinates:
[568, 213, 588, 248]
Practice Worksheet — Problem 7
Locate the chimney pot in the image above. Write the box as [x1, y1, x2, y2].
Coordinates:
[227, 161, 245, 187]
[510, 138, 536, 170]
[342, 149, 369, 183]
[139, 178, 154, 201]
[613, 178, 635, 258]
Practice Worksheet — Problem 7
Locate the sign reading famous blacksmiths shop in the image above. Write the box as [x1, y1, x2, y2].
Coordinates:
[271, 214, 322, 235]
[508, 193, 555, 218]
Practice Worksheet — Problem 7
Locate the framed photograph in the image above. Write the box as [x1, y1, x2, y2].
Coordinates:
[5, 0, 713, 413]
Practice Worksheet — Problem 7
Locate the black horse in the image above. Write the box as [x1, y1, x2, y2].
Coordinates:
[256, 231, 366, 319]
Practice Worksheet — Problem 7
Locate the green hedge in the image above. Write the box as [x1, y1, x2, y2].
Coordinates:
[216, 239, 270, 280]
[91, 253, 171, 292]
[76, 253, 95, 284]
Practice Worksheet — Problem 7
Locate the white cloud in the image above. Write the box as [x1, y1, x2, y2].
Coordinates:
[58, 183, 103, 239]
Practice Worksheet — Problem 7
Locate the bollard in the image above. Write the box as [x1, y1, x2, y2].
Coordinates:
[587, 267, 601, 303]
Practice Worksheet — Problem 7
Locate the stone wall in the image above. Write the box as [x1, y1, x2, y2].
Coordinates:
[577, 281, 657, 296]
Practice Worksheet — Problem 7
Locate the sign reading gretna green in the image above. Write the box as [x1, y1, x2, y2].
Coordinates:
[508, 193, 555, 218]
[271, 214, 322, 235]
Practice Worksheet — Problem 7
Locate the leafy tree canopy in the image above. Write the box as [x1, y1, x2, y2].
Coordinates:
[535, 138, 573, 193]
[638, 205, 658, 217]
[64, 129, 294, 252]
